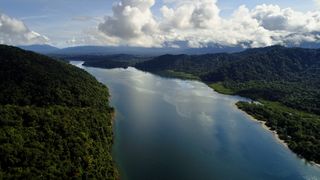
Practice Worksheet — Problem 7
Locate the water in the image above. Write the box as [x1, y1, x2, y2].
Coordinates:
[71, 61, 320, 180]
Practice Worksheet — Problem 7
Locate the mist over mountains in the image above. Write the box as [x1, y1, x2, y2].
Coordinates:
[20, 42, 320, 56]
[19, 44, 243, 56]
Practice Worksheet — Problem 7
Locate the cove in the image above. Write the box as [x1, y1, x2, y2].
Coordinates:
[71, 61, 320, 180]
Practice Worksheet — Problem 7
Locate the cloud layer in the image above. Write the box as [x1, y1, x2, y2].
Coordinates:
[0, 13, 48, 45]
[98, 0, 320, 48]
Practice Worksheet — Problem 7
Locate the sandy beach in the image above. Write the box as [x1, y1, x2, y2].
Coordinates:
[235, 103, 320, 167]
[237, 105, 289, 148]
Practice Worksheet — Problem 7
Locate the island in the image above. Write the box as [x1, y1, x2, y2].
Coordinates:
[0, 45, 118, 179]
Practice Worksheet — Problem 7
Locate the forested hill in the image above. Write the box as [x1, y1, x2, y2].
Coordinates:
[135, 53, 233, 75]
[201, 46, 320, 114]
[202, 46, 320, 83]
[80, 54, 151, 69]
[0, 45, 118, 179]
[136, 45, 320, 82]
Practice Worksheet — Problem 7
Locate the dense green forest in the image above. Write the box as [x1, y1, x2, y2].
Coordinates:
[82, 45, 320, 164]
[135, 46, 320, 114]
[0, 45, 118, 179]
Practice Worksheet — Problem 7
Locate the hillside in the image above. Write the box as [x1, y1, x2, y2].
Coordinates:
[135, 53, 234, 76]
[202, 46, 320, 114]
[136, 46, 320, 114]
[19, 44, 60, 54]
[0, 45, 118, 179]
[46, 45, 244, 56]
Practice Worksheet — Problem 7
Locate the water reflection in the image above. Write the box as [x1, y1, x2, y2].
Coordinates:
[71, 62, 320, 180]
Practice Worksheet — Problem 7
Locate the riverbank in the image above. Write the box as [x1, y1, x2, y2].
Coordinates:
[237, 104, 320, 168]
[208, 82, 235, 95]
[235, 100, 320, 165]
[232, 103, 289, 148]
[205, 82, 320, 166]
[154, 70, 201, 80]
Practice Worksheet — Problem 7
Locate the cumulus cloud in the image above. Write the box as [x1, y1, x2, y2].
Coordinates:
[160, 0, 220, 30]
[0, 13, 49, 45]
[98, 0, 162, 47]
[97, 0, 320, 48]
[251, 4, 320, 32]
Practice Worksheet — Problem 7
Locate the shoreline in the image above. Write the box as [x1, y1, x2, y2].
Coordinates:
[234, 103, 320, 168]
[208, 83, 320, 168]
[236, 103, 289, 148]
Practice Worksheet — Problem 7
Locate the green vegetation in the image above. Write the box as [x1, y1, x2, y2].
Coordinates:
[157, 70, 200, 80]
[208, 82, 235, 95]
[0, 45, 118, 179]
[237, 101, 320, 164]
[136, 46, 320, 115]
[135, 53, 233, 77]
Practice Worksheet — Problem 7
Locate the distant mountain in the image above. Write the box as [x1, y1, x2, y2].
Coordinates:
[19, 44, 60, 54]
[49, 45, 244, 56]
[297, 42, 320, 49]
[20, 43, 320, 56]
[0, 45, 118, 178]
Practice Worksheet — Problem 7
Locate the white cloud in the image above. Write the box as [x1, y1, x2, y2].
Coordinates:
[98, 0, 162, 47]
[251, 4, 320, 32]
[315, 0, 320, 8]
[0, 13, 49, 45]
[160, 0, 220, 30]
[97, 0, 320, 48]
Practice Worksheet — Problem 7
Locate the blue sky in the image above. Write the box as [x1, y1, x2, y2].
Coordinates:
[0, 0, 320, 47]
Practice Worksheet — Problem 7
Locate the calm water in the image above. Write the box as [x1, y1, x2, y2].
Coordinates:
[72, 62, 320, 180]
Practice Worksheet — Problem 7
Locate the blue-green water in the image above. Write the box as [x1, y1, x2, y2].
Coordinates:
[72, 62, 320, 180]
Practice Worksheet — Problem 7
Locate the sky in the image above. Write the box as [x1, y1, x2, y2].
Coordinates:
[0, 0, 320, 48]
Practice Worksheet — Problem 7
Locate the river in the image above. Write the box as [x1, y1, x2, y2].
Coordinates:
[71, 61, 320, 180]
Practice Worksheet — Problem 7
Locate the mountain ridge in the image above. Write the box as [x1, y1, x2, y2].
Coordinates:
[19, 43, 320, 56]
[19, 44, 60, 54]
[19, 44, 245, 55]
